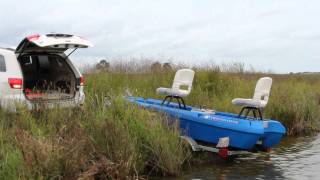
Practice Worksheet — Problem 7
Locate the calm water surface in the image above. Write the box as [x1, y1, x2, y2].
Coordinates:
[164, 135, 320, 180]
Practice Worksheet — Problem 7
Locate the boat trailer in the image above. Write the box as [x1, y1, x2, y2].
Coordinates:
[180, 136, 250, 159]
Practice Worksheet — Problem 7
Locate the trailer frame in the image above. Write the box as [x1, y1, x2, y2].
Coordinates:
[180, 136, 250, 158]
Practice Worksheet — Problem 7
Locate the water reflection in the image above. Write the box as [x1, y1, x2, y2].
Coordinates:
[161, 135, 320, 180]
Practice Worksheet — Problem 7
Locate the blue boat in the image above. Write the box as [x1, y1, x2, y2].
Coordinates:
[126, 96, 286, 152]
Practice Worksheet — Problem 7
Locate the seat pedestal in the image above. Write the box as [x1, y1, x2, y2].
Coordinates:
[161, 95, 187, 109]
[238, 106, 263, 120]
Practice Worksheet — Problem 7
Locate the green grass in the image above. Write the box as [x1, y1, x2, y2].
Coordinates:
[85, 69, 320, 135]
[0, 96, 189, 179]
[1, 63, 320, 179]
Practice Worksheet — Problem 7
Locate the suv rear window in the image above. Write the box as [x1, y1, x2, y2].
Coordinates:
[0, 55, 6, 72]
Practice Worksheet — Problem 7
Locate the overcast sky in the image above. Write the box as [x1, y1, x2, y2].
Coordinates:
[0, 0, 319, 73]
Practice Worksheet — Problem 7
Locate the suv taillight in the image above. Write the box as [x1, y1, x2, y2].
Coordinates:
[8, 78, 22, 89]
[80, 76, 84, 86]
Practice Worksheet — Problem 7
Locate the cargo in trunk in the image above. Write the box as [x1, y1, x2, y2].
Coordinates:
[18, 54, 76, 101]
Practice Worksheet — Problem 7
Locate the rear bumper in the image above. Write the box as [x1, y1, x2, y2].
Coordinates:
[1, 93, 85, 111]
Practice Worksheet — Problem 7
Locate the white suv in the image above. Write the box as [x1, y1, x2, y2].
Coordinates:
[0, 34, 93, 111]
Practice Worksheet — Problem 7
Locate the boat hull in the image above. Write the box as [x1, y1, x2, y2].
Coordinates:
[179, 118, 262, 150]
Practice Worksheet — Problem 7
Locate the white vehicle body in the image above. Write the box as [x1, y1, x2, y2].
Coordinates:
[0, 34, 93, 111]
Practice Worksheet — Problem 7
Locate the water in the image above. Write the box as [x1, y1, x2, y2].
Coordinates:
[169, 135, 320, 180]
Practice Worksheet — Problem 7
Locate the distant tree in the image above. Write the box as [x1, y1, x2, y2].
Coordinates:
[163, 63, 172, 71]
[222, 62, 245, 73]
[233, 62, 245, 74]
[96, 60, 110, 72]
[151, 62, 162, 72]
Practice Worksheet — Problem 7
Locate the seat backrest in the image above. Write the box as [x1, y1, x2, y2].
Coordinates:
[253, 77, 273, 107]
[172, 69, 195, 94]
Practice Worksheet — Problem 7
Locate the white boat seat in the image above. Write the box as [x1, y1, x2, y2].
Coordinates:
[157, 69, 195, 109]
[232, 77, 273, 119]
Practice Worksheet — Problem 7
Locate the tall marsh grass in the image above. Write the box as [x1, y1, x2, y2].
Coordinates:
[0, 60, 320, 179]
[0, 97, 190, 179]
[85, 63, 320, 136]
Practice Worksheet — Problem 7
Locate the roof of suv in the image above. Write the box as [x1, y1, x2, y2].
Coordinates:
[0, 47, 15, 52]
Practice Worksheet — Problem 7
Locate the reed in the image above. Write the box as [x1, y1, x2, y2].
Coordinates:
[0, 96, 189, 179]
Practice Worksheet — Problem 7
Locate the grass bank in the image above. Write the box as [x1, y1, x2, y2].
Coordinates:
[0, 97, 190, 179]
[1, 62, 320, 179]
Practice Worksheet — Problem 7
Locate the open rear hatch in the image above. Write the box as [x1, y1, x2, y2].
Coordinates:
[15, 34, 92, 102]
[15, 33, 93, 55]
